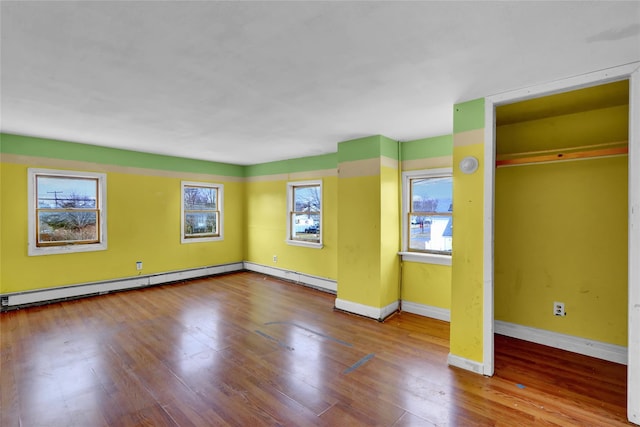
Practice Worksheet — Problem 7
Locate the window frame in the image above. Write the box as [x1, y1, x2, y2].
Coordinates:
[400, 168, 452, 265]
[286, 180, 323, 249]
[181, 181, 224, 244]
[28, 168, 107, 256]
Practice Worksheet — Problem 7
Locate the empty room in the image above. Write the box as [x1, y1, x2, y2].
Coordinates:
[1, 1, 639, 426]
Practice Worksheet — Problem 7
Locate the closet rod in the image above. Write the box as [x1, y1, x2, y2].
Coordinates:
[496, 143, 628, 167]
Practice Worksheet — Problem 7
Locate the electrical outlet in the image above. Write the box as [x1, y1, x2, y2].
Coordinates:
[273, 255, 278, 263]
[553, 301, 565, 317]
[136, 261, 143, 271]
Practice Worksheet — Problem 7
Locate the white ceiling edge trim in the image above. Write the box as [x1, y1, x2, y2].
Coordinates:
[487, 61, 640, 106]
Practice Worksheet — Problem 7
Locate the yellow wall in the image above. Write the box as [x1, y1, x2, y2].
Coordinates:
[335, 135, 401, 311]
[0, 158, 244, 294]
[495, 157, 628, 344]
[379, 164, 400, 307]
[1, 132, 450, 322]
[450, 137, 485, 362]
[497, 105, 628, 153]
[402, 262, 451, 309]
[336, 173, 382, 306]
[399, 137, 453, 311]
[244, 174, 338, 280]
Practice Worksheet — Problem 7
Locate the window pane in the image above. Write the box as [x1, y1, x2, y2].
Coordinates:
[411, 177, 452, 213]
[37, 176, 97, 208]
[38, 211, 98, 243]
[293, 186, 320, 212]
[291, 213, 320, 242]
[184, 187, 216, 210]
[29, 169, 107, 255]
[185, 212, 217, 235]
[409, 214, 452, 253]
[287, 181, 321, 245]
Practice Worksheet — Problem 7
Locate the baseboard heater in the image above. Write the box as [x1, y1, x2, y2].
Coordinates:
[243, 261, 337, 293]
[1, 262, 244, 309]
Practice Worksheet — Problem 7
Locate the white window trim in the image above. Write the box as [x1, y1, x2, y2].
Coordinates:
[28, 168, 107, 256]
[398, 251, 452, 266]
[286, 180, 323, 249]
[181, 181, 224, 244]
[400, 167, 452, 265]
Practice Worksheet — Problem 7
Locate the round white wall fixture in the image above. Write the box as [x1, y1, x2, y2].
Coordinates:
[459, 156, 479, 174]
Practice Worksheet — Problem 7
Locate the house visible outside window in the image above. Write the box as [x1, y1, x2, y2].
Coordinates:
[28, 168, 107, 256]
[402, 168, 452, 263]
[287, 180, 322, 248]
[181, 181, 223, 243]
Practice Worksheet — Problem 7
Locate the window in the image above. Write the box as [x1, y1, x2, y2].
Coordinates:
[28, 168, 107, 256]
[402, 168, 452, 262]
[181, 181, 223, 243]
[287, 180, 322, 248]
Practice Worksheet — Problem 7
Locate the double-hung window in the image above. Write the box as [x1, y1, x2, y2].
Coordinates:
[181, 181, 223, 243]
[28, 168, 107, 256]
[286, 180, 322, 248]
[402, 168, 452, 263]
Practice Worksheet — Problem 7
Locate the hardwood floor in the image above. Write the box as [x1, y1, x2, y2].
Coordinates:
[0, 272, 630, 426]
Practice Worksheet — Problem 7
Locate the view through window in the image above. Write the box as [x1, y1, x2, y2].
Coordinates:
[408, 175, 452, 254]
[288, 181, 321, 245]
[182, 182, 221, 241]
[29, 168, 107, 256]
[36, 175, 100, 246]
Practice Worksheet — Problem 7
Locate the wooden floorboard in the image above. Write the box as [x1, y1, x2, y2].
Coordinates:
[0, 271, 631, 426]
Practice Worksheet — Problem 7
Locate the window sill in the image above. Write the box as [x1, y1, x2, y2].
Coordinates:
[398, 251, 452, 266]
[29, 242, 108, 257]
[181, 236, 223, 244]
[286, 239, 323, 249]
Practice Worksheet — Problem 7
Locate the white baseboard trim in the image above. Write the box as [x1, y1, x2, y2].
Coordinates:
[447, 353, 486, 375]
[334, 298, 399, 321]
[243, 261, 337, 293]
[401, 301, 451, 322]
[380, 300, 400, 320]
[1, 262, 244, 308]
[495, 320, 628, 365]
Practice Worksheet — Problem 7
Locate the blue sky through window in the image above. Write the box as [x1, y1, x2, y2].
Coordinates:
[37, 176, 97, 208]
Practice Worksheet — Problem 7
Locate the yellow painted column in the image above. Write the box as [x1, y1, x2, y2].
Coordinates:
[335, 136, 400, 319]
[450, 99, 486, 366]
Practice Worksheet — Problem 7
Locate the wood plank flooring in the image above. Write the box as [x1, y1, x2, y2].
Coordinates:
[0, 272, 631, 426]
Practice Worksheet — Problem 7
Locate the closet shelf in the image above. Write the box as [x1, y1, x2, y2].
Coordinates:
[496, 140, 628, 167]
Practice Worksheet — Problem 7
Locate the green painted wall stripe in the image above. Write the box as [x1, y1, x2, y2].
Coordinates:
[244, 153, 337, 177]
[245, 159, 290, 177]
[380, 136, 399, 160]
[401, 135, 453, 160]
[337, 135, 385, 163]
[336, 135, 399, 162]
[0, 133, 244, 177]
[287, 153, 337, 173]
[3, 132, 447, 178]
[453, 98, 485, 133]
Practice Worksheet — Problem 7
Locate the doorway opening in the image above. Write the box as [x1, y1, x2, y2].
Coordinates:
[493, 80, 629, 362]
[483, 63, 640, 424]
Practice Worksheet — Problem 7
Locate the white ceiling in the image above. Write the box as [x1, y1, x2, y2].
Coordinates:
[1, 1, 639, 166]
